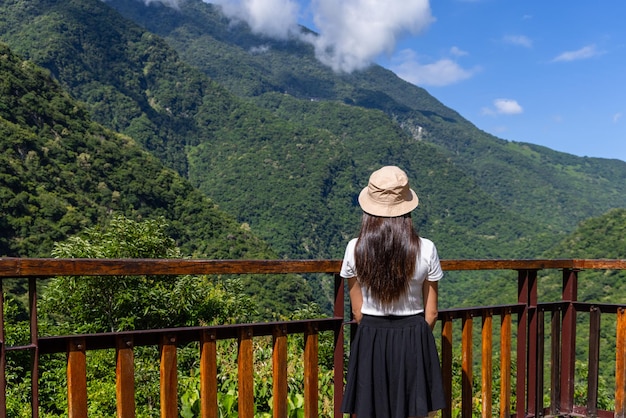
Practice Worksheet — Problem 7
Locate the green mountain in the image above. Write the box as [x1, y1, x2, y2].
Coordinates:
[0, 42, 271, 259]
[1, 0, 625, 265]
[107, 0, 626, 234]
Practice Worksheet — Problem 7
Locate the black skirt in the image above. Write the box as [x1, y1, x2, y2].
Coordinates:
[341, 314, 446, 418]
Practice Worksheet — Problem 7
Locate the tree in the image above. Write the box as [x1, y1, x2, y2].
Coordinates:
[40, 214, 255, 334]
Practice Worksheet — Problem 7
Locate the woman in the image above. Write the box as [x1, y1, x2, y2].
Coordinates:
[340, 166, 445, 418]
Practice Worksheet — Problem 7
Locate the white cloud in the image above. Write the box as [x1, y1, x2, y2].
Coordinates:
[156, 0, 437, 73]
[502, 35, 532, 48]
[552, 44, 602, 62]
[613, 113, 622, 123]
[305, 0, 434, 73]
[494, 99, 523, 114]
[483, 99, 523, 115]
[390, 49, 479, 87]
[211, 0, 301, 39]
[450, 46, 468, 57]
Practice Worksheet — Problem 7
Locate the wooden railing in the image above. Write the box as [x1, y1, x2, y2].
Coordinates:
[0, 258, 625, 417]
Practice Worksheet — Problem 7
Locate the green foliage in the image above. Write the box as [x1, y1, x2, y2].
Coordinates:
[40, 215, 257, 334]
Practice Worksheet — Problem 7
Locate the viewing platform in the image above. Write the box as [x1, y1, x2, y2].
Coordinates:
[1, 258, 625, 417]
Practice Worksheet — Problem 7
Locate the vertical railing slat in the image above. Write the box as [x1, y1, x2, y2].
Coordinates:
[461, 314, 473, 417]
[0, 280, 6, 418]
[304, 323, 319, 418]
[616, 307, 626, 418]
[441, 314, 453, 418]
[29, 277, 40, 418]
[549, 309, 561, 416]
[160, 334, 178, 418]
[500, 310, 512, 418]
[238, 327, 254, 418]
[526, 270, 539, 416]
[481, 310, 493, 417]
[200, 330, 218, 418]
[560, 269, 578, 414]
[516, 270, 529, 418]
[587, 306, 601, 416]
[536, 309, 544, 415]
[333, 273, 345, 418]
[273, 325, 288, 418]
[116, 336, 135, 418]
[67, 337, 88, 418]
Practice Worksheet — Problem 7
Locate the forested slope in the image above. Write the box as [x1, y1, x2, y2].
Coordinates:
[0, 42, 272, 259]
[108, 0, 626, 234]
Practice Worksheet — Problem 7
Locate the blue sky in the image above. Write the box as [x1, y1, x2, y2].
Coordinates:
[206, 0, 626, 162]
[381, 1, 626, 162]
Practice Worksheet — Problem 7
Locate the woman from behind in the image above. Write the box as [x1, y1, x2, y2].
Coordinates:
[340, 166, 445, 418]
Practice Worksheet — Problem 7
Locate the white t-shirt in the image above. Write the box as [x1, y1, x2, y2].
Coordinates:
[340, 237, 443, 316]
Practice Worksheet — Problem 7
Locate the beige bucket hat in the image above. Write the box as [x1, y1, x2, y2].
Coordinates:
[358, 166, 419, 217]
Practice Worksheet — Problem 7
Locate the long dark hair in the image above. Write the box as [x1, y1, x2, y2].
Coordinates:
[354, 212, 420, 304]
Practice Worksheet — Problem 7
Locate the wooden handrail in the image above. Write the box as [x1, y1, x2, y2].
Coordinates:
[1, 258, 625, 278]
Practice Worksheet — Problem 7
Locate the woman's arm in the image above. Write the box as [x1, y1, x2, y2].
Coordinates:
[347, 277, 363, 324]
[422, 280, 439, 329]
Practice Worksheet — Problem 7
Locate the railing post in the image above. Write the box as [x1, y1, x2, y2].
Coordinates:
[500, 309, 512, 418]
[29, 277, 40, 418]
[559, 268, 578, 414]
[586, 306, 600, 416]
[461, 312, 473, 417]
[272, 324, 288, 418]
[616, 307, 626, 418]
[160, 334, 178, 418]
[67, 337, 88, 418]
[200, 330, 218, 418]
[516, 270, 529, 417]
[536, 308, 545, 416]
[549, 309, 561, 416]
[525, 270, 540, 417]
[0, 280, 6, 418]
[441, 313, 453, 418]
[333, 273, 344, 418]
[238, 327, 254, 418]
[304, 323, 319, 418]
[116, 336, 135, 418]
[481, 310, 493, 417]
